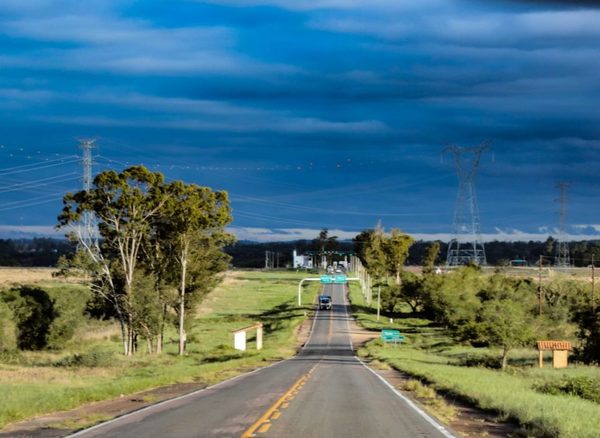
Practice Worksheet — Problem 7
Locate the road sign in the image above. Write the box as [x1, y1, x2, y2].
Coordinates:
[320, 275, 333, 284]
[381, 329, 404, 343]
[334, 275, 347, 284]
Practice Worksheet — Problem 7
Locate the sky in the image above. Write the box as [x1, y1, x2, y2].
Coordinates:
[1, 0, 600, 242]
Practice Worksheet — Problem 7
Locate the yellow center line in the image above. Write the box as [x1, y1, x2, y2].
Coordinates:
[257, 423, 271, 433]
[241, 364, 317, 437]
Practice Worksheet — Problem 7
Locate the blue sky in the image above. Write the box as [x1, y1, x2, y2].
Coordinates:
[1, 0, 600, 241]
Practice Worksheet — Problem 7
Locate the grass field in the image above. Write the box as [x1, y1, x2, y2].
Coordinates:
[0, 267, 58, 286]
[348, 282, 600, 437]
[0, 270, 320, 429]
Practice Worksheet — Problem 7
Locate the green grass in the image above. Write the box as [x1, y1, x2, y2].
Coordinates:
[347, 281, 600, 438]
[0, 270, 320, 429]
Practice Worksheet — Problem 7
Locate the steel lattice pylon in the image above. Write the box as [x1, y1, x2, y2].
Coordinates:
[445, 142, 490, 266]
[555, 181, 570, 267]
[78, 139, 98, 250]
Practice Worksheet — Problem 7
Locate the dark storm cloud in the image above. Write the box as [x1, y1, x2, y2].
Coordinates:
[0, 0, 599, 239]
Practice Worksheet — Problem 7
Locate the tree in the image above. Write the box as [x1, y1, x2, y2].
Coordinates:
[422, 241, 441, 275]
[384, 228, 414, 285]
[399, 271, 426, 313]
[353, 229, 373, 267]
[479, 298, 534, 370]
[474, 274, 537, 369]
[363, 224, 387, 284]
[314, 229, 338, 268]
[159, 182, 233, 355]
[58, 165, 166, 355]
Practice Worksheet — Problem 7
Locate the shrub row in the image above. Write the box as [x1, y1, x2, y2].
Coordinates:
[0, 284, 90, 351]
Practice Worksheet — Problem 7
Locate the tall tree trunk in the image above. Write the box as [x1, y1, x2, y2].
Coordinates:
[178, 253, 187, 356]
[126, 311, 134, 356]
[156, 303, 167, 355]
[118, 314, 128, 355]
[501, 346, 509, 370]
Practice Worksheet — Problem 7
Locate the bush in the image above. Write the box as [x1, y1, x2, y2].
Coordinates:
[1, 286, 56, 350]
[534, 376, 600, 404]
[0, 300, 17, 351]
[0, 349, 27, 365]
[457, 354, 502, 369]
[44, 284, 91, 349]
[53, 349, 115, 368]
[0, 284, 90, 350]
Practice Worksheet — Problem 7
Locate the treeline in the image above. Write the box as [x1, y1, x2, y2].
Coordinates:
[1, 237, 600, 269]
[355, 229, 600, 368]
[0, 238, 74, 266]
[228, 237, 600, 269]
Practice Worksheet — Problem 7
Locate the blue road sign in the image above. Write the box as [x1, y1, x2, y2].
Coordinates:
[381, 329, 405, 343]
[320, 275, 333, 284]
[334, 275, 347, 284]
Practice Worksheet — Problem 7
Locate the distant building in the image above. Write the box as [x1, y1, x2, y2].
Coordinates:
[293, 250, 313, 269]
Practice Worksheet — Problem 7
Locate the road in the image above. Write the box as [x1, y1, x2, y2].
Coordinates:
[71, 283, 453, 438]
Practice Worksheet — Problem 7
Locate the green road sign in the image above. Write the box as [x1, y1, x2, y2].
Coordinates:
[334, 275, 347, 284]
[320, 275, 333, 284]
[381, 329, 405, 343]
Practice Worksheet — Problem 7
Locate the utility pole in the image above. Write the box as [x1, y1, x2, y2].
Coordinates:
[538, 255, 543, 316]
[444, 141, 490, 266]
[555, 182, 570, 267]
[78, 139, 97, 249]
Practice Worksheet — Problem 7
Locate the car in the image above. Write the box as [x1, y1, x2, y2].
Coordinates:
[318, 295, 332, 310]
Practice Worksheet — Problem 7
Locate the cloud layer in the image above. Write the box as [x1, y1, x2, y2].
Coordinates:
[0, 0, 598, 239]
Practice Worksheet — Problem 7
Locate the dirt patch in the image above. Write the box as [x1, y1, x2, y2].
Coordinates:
[295, 310, 315, 349]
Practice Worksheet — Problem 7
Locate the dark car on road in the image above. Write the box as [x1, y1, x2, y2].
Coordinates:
[318, 295, 332, 310]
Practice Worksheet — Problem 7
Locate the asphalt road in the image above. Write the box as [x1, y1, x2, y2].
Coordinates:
[71, 283, 453, 438]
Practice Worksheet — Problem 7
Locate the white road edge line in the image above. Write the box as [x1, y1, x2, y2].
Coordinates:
[343, 282, 455, 438]
[67, 358, 285, 437]
[342, 283, 354, 351]
[357, 358, 456, 438]
[301, 292, 319, 351]
[70, 281, 323, 437]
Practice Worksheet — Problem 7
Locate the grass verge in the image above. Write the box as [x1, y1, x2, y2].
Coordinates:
[348, 281, 600, 438]
[0, 270, 319, 429]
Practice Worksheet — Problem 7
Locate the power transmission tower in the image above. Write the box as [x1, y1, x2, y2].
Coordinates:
[444, 141, 490, 266]
[78, 139, 97, 249]
[555, 181, 570, 267]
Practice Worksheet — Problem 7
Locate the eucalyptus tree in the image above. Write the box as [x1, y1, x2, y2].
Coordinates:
[58, 165, 167, 355]
[422, 241, 441, 275]
[160, 182, 233, 355]
[363, 224, 388, 284]
[384, 228, 414, 285]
